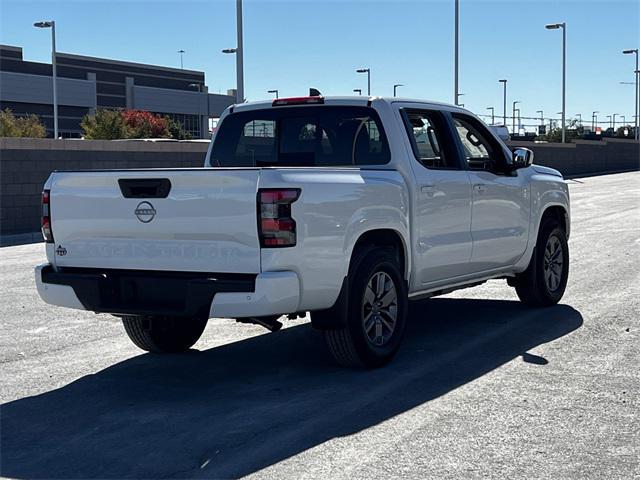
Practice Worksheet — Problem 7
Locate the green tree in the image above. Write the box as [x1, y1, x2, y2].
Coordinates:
[165, 116, 192, 140]
[0, 109, 46, 138]
[81, 109, 129, 139]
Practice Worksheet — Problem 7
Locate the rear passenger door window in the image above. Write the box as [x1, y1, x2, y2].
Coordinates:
[402, 110, 459, 169]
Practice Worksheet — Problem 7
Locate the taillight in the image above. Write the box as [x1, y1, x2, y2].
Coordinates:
[258, 188, 300, 247]
[272, 96, 324, 107]
[42, 189, 54, 243]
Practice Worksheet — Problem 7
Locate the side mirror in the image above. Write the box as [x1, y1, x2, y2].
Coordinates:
[511, 147, 534, 169]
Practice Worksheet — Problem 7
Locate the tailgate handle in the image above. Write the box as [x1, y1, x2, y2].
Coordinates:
[118, 178, 172, 198]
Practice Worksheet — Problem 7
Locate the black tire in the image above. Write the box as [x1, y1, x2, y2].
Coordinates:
[324, 247, 408, 368]
[122, 316, 208, 353]
[513, 217, 569, 307]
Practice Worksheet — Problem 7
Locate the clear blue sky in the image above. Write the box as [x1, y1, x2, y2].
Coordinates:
[1, 0, 638, 126]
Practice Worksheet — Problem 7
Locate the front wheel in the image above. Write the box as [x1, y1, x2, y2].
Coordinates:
[122, 316, 208, 353]
[323, 248, 408, 368]
[513, 217, 569, 307]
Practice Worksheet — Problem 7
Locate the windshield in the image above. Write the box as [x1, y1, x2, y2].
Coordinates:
[210, 106, 390, 167]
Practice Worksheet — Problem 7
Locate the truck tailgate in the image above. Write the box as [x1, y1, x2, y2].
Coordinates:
[49, 169, 261, 273]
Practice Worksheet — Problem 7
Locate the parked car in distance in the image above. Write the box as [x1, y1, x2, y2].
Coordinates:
[35, 96, 570, 367]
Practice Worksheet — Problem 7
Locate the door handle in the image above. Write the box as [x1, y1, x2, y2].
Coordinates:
[421, 184, 435, 193]
[473, 184, 486, 193]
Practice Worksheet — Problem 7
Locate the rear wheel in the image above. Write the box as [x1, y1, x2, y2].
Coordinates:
[323, 248, 408, 368]
[122, 316, 208, 353]
[513, 217, 569, 307]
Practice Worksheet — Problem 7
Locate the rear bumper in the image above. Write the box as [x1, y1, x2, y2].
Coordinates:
[35, 264, 300, 319]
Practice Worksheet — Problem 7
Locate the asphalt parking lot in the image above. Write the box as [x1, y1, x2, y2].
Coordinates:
[0, 171, 638, 479]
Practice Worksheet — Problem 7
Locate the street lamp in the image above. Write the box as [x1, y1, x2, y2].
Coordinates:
[546, 22, 567, 142]
[221, 1, 244, 103]
[177, 49, 185, 69]
[188, 83, 201, 92]
[622, 49, 639, 140]
[456, 92, 465, 106]
[621, 115, 626, 126]
[515, 108, 521, 133]
[393, 84, 404, 97]
[487, 107, 495, 125]
[512, 100, 520, 133]
[267, 89, 278, 99]
[499, 79, 507, 126]
[575, 113, 582, 125]
[606, 115, 612, 129]
[612, 113, 619, 130]
[34, 20, 57, 139]
[592, 111, 599, 130]
[356, 68, 370, 95]
[353, 89, 362, 95]
[454, 0, 460, 105]
[536, 110, 544, 125]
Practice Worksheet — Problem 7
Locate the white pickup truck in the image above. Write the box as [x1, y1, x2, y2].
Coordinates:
[35, 96, 570, 367]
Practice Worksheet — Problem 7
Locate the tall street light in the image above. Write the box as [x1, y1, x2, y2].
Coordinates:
[621, 115, 626, 126]
[454, 0, 459, 105]
[622, 49, 638, 140]
[515, 108, 521, 133]
[393, 84, 404, 97]
[545, 22, 567, 143]
[592, 111, 599, 130]
[267, 89, 278, 99]
[512, 100, 520, 133]
[487, 107, 495, 125]
[612, 113, 619, 130]
[178, 49, 185, 69]
[353, 89, 362, 96]
[575, 113, 582, 125]
[221, 1, 244, 103]
[537, 110, 544, 125]
[606, 115, 612, 129]
[499, 79, 507, 126]
[356, 68, 370, 95]
[34, 20, 57, 139]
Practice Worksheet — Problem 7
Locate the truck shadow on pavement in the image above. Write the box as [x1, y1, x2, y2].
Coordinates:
[1, 298, 582, 479]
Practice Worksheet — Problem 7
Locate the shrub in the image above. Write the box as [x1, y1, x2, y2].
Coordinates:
[81, 109, 129, 140]
[122, 110, 169, 138]
[0, 109, 46, 138]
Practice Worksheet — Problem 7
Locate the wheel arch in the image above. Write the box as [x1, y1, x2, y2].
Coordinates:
[350, 228, 409, 281]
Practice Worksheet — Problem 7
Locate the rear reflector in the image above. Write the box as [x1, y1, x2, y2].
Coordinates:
[42, 189, 54, 243]
[272, 96, 324, 107]
[258, 188, 300, 247]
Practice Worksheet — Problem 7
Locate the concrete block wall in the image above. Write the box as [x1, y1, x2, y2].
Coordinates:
[1, 137, 638, 245]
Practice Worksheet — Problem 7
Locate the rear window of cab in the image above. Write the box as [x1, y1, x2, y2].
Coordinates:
[211, 106, 391, 167]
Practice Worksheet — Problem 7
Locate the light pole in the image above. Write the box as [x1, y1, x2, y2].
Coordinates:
[613, 113, 618, 130]
[456, 92, 465, 106]
[356, 68, 370, 95]
[353, 89, 362, 96]
[267, 89, 278, 99]
[34, 20, 57, 139]
[178, 49, 185, 69]
[499, 79, 507, 126]
[454, 0, 459, 105]
[575, 113, 582, 125]
[592, 111, 599, 130]
[512, 100, 520, 133]
[606, 115, 612, 129]
[546, 22, 566, 142]
[621, 115, 626, 126]
[487, 107, 495, 125]
[537, 110, 544, 125]
[622, 49, 638, 140]
[393, 84, 404, 97]
[221, 1, 244, 103]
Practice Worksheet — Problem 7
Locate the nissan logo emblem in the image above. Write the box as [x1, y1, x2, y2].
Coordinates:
[135, 201, 156, 223]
